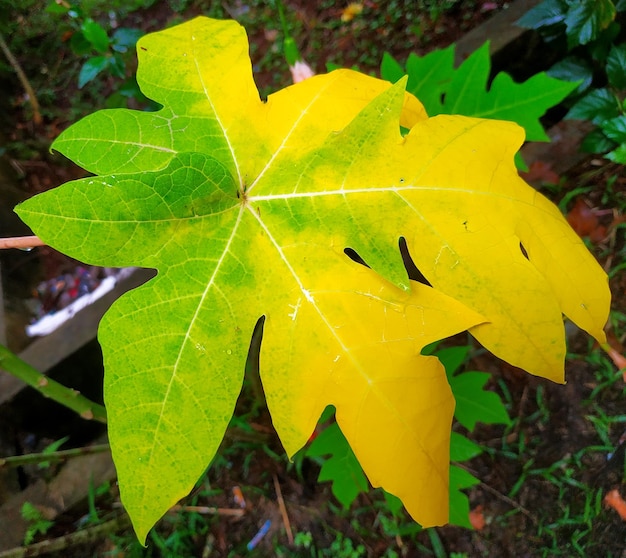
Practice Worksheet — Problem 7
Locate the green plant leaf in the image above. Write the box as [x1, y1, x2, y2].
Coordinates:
[606, 143, 626, 163]
[450, 432, 482, 462]
[112, 28, 144, 53]
[81, 18, 110, 53]
[306, 422, 369, 509]
[380, 52, 405, 84]
[402, 46, 455, 115]
[78, 56, 109, 88]
[382, 42, 579, 142]
[548, 56, 594, 94]
[581, 128, 617, 154]
[45, 0, 70, 14]
[449, 465, 480, 529]
[435, 345, 470, 378]
[566, 88, 620, 123]
[16, 17, 610, 542]
[516, 0, 567, 30]
[564, 0, 617, 47]
[601, 114, 626, 142]
[606, 43, 626, 89]
[449, 371, 511, 431]
[70, 32, 92, 56]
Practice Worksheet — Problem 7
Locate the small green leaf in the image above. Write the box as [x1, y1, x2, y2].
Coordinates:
[548, 56, 593, 94]
[516, 0, 567, 29]
[108, 54, 126, 79]
[403, 46, 455, 114]
[306, 422, 369, 509]
[606, 143, 626, 163]
[81, 18, 110, 53]
[45, 0, 69, 14]
[564, 0, 616, 47]
[78, 56, 109, 88]
[449, 465, 480, 528]
[383, 41, 577, 143]
[112, 28, 144, 53]
[581, 128, 617, 154]
[380, 52, 405, 84]
[617, 0, 626, 11]
[601, 114, 626, 142]
[606, 44, 626, 89]
[436, 345, 471, 378]
[566, 88, 620, 123]
[70, 32, 92, 56]
[450, 432, 482, 462]
[449, 372, 511, 431]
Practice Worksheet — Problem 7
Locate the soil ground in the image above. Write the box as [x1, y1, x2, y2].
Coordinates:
[0, 1, 625, 557]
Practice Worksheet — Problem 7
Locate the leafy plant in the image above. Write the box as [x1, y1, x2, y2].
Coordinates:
[45, 0, 145, 102]
[15, 17, 611, 543]
[21, 502, 55, 545]
[305, 344, 510, 529]
[381, 41, 579, 168]
[518, 0, 626, 163]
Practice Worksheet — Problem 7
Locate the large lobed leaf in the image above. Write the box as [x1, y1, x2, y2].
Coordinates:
[380, 42, 579, 142]
[16, 17, 610, 541]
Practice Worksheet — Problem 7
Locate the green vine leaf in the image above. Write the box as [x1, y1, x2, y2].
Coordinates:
[16, 17, 610, 542]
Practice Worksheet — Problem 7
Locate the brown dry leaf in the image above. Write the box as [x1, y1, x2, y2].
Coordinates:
[341, 3, 363, 22]
[519, 160, 560, 185]
[469, 505, 486, 530]
[604, 489, 626, 521]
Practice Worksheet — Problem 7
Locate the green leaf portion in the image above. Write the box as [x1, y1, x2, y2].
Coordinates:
[449, 465, 480, 529]
[306, 422, 369, 509]
[548, 56, 594, 94]
[606, 44, 626, 89]
[78, 56, 109, 88]
[566, 88, 620, 123]
[450, 432, 482, 462]
[581, 128, 617, 154]
[81, 18, 110, 53]
[516, 0, 567, 30]
[16, 17, 609, 542]
[564, 0, 616, 47]
[381, 42, 579, 142]
[448, 372, 511, 431]
[601, 115, 626, 142]
[606, 143, 626, 163]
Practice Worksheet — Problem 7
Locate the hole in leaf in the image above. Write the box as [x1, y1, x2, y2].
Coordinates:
[520, 242, 529, 260]
[344, 247, 370, 268]
[399, 237, 432, 286]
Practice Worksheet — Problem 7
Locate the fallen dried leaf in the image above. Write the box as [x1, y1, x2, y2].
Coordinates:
[567, 198, 600, 238]
[604, 489, 626, 521]
[341, 3, 363, 22]
[469, 505, 486, 530]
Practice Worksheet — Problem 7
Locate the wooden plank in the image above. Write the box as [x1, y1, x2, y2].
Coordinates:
[0, 268, 154, 406]
[0, 442, 115, 550]
[454, 0, 544, 64]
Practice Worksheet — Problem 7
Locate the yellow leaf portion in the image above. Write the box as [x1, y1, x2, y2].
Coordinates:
[254, 80, 609, 382]
[22, 16, 611, 540]
[253, 243, 484, 526]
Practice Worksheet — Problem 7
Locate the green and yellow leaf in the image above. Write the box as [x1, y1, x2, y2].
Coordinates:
[16, 16, 610, 542]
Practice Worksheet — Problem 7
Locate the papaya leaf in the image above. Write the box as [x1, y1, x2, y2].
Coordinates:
[449, 371, 511, 431]
[381, 42, 579, 142]
[449, 465, 481, 529]
[305, 421, 369, 509]
[450, 432, 482, 462]
[16, 17, 609, 541]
